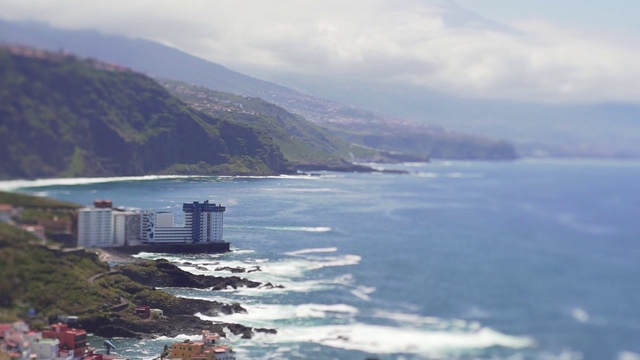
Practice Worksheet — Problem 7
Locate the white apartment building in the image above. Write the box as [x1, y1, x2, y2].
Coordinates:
[77, 207, 113, 248]
[156, 212, 174, 227]
[113, 212, 142, 246]
[30, 337, 63, 360]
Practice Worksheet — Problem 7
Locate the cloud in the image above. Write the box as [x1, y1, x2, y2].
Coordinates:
[2, 0, 640, 104]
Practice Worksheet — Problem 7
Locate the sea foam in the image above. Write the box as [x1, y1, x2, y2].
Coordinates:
[264, 226, 332, 233]
[0, 175, 198, 191]
[266, 323, 535, 355]
[196, 303, 358, 326]
[285, 247, 338, 256]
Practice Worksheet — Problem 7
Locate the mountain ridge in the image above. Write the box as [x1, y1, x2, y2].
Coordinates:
[0, 19, 520, 161]
[0, 44, 291, 179]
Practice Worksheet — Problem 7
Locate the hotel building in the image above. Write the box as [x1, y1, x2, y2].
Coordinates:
[77, 200, 225, 248]
[77, 200, 113, 248]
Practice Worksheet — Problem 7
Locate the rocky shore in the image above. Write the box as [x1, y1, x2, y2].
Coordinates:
[83, 314, 275, 339]
[83, 255, 280, 339]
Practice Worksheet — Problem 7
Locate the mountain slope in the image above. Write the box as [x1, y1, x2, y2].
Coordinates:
[0, 45, 289, 179]
[161, 80, 428, 166]
[0, 19, 519, 160]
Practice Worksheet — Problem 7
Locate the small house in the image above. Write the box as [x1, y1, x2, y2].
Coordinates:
[134, 306, 150, 319]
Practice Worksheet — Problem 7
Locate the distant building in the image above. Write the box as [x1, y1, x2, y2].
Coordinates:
[77, 207, 113, 248]
[41, 324, 87, 359]
[142, 201, 225, 244]
[140, 211, 156, 242]
[170, 340, 205, 360]
[30, 337, 62, 360]
[113, 212, 141, 246]
[150, 309, 163, 319]
[183, 201, 225, 243]
[76, 200, 225, 247]
[156, 212, 174, 228]
[77, 200, 113, 248]
[0, 204, 15, 223]
[134, 306, 150, 319]
[0, 321, 77, 360]
[168, 331, 234, 360]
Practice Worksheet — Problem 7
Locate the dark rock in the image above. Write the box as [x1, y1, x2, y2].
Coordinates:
[259, 282, 284, 289]
[214, 266, 246, 273]
[94, 324, 142, 339]
[118, 259, 261, 289]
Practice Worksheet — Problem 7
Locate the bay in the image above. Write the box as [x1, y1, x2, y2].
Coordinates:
[5, 159, 640, 360]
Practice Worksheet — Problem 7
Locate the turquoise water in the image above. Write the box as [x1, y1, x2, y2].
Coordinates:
[6, 160, 640, 359]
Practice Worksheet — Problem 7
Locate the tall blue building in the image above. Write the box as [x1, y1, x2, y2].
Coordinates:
[141, 200, 225, 243]
[183, 200, 226, 243]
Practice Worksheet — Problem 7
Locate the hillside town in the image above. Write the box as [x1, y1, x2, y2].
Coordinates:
[0, 321, 235, 360]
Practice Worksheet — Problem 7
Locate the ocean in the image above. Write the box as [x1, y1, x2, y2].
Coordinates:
[3, 159, 640, 360]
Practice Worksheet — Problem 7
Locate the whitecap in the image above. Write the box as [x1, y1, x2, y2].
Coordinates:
[446, 172, 484, 178]
[350, 286, 376, 301]
[285, 247, 338, 256]
[557, 213, 614, 235]
[414, 172, 440, 178]
[294, 304, 359, 318]
[167, 253, 360, 295]
[232, 174, 319, 180]
[571, 307, 590, 323]
[228, 248, 256, 255]
[264, 226, 332, 233]
[372, 310, 441, 326]
[0, 175, 201, 191]
[154, 334, 202, 341]
[246, 255, 360, 278]
[463, 306, 492, 319]
[195, 303, 358, 327]
[619, 351, 640, 360]
[268, 323, 535, 355]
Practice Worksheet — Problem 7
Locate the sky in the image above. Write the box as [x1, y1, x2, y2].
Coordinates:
[2, 0, 640, 105]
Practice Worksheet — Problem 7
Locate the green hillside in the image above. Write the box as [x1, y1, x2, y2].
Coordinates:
[0, 45, 290, 179]
[0, 191, 79, 209]
[161, 80, 426, 167]
[0, 221, 111, 321]
[335, 126, 519, 161]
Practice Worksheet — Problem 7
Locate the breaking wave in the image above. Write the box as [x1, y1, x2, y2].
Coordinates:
[285, 247, 338, 256]
[196, 303, 359, 327]
[0, 175, 200, 191]
[253, 323, 535, 356]
[264, 226, 332, 233]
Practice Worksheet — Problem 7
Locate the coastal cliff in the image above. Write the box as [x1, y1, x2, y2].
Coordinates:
[0, 45, 290, 179]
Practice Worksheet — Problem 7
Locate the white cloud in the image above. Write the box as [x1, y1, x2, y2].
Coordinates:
[2, 0, 640, 104]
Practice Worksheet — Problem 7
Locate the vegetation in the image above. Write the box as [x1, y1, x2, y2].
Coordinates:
[0, 221, 111, 321]
[162, 80, 427, 167]
[162, 79, 517, 163]
[0, 45, 290, 179]
[346, 130, 519, 160]
[0, 191, 79, 209]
